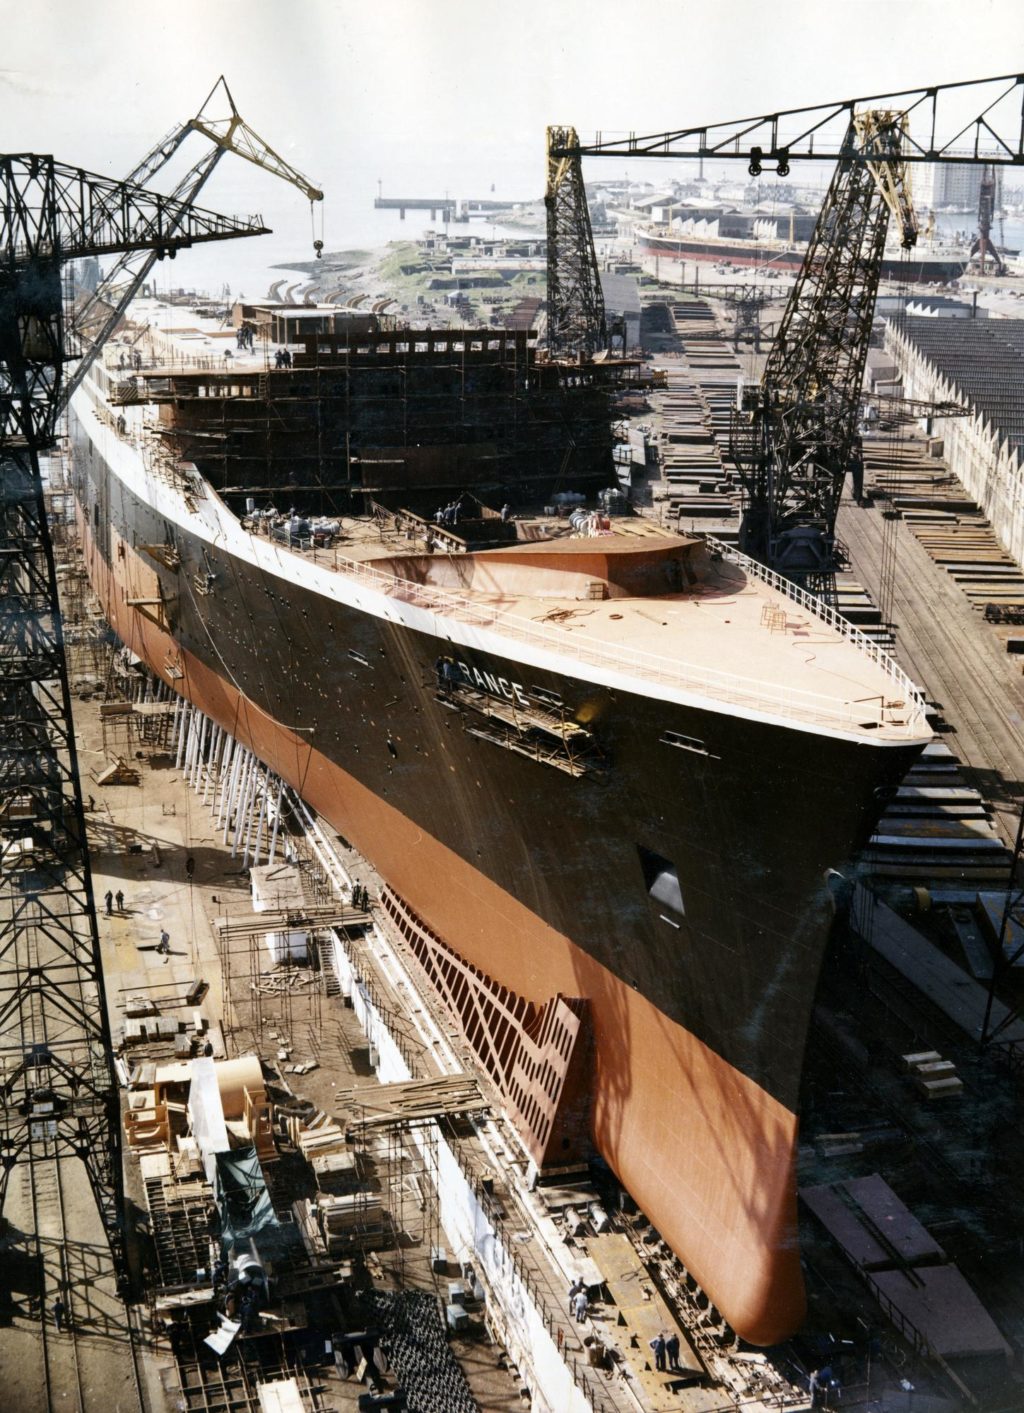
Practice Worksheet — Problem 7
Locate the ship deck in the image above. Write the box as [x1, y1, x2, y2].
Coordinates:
[92, 303, 930, 744]
[296, 524, 927, 740]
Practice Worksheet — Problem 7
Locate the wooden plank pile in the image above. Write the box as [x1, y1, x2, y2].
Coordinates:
[865, 445, 1024, 613]
[902, 1049, 963, 1101]
[647, 309, 744, 526]
[314, 1192, 386, 1253]
[337, 1074, 487, 1133]
[912, 521, 1024, 612]
[287, 1108, 348, 1161]
[861, 741, 1012, 892]
[92, 756, 140, 786]
[834, 573, 895, 653]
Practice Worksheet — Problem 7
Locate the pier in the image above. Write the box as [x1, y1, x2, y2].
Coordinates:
[374, 195, 457, 221]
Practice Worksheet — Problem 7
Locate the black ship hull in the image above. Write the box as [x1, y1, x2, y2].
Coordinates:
[71, 405, 923, 1344]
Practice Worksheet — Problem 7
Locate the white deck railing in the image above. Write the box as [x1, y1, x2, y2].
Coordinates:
[299, 537, 929, 738]
[704, 536, 929, 726]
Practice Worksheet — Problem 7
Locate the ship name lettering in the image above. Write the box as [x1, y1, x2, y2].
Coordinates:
[456, 658, 528, 706]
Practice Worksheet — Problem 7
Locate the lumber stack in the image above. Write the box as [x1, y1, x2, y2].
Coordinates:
[337, 1074, 487, 1131]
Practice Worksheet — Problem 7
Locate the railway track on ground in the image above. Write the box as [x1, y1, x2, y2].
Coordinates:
[23, 1144, 146, 1413]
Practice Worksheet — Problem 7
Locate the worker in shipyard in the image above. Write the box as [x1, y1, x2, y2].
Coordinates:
[52, 1295, 66, 1332]
[115, 889, 124, 912]
[573, 1288, 588, 1323]
[568, 1276, 585, 1314]
[104, 889, 113, 916]
[650, 1332, 667, 1371]
[157, 929, 171, 958]
[500, 502, 511, 522]
[665, 1331, 681, 1372]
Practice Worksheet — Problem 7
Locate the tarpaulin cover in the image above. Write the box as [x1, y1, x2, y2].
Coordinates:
[214, 1145, 278, 1244]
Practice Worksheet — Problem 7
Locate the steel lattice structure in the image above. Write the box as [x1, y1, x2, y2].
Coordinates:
[66, 77, 323, 416]
[551, 72, 1023, 591]
[729, 111, 915, 594]
[0, 151, 265, 1268]
[550, 72, 1024, 169]
[544, 126, 606, 359]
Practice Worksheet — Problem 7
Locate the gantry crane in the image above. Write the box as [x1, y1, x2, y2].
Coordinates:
[548, 73, 1024, 595]
[729, 108, 916, 592]
[0, 154, 267, 1271]
[545, 126, 606, 357]
[64, 76, 324, 414]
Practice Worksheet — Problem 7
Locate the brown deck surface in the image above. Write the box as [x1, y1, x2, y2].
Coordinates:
[588, 1232, 703, 1387]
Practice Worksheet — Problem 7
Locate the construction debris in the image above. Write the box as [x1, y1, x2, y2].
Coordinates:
[92, 755, 141, 786]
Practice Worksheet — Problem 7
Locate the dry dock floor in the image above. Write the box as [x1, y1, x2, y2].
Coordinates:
[0, 687, 527, 1413]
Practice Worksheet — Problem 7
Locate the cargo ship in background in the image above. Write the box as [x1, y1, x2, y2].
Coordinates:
[634, 223, 973, 283]
[69, 294, 931, 1345]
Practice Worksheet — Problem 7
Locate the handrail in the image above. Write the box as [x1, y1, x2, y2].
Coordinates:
[274, 533, 930, 738]
[704, 535, 929, 721]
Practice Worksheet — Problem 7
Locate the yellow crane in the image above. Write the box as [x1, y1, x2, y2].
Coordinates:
[64, 76, 324, 412]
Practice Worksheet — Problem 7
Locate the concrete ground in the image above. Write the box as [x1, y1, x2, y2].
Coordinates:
[64, 681, 524, 1412]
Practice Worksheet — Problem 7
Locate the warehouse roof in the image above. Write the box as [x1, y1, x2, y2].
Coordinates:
[890, 315, 1024, 454]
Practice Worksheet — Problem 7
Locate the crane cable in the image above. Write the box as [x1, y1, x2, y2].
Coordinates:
[312, 199, 324, 259]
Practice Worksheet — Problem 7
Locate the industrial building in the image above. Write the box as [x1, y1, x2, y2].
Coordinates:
[885, 316, 1024, 564]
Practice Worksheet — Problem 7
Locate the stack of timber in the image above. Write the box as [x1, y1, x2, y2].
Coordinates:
[314, 1192, 387, 1253]
[287, 1109, 349, 1161]
[669, 298, 720, 342]
[337, 1074, 487, 1133]
[92, 755, 140, 786]
[859, 740, 1012, 895]
[651, 376, 732, 519]
[650, 301, 744, 525]
[910, 518, 1024, 615]
[902, 1048, 964, 1101]
[865, 445, 1024, 616]
[833, 572, 895, 653]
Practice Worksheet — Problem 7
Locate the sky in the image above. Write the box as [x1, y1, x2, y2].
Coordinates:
[2, 1, 1021, 294]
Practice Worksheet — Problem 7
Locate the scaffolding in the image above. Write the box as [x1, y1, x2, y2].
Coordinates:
[129, 323, 619, 519]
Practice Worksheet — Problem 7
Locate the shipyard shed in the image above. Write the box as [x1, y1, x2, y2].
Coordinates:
[903, 294, 987, 319]
[885, 315, 1024, 565]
